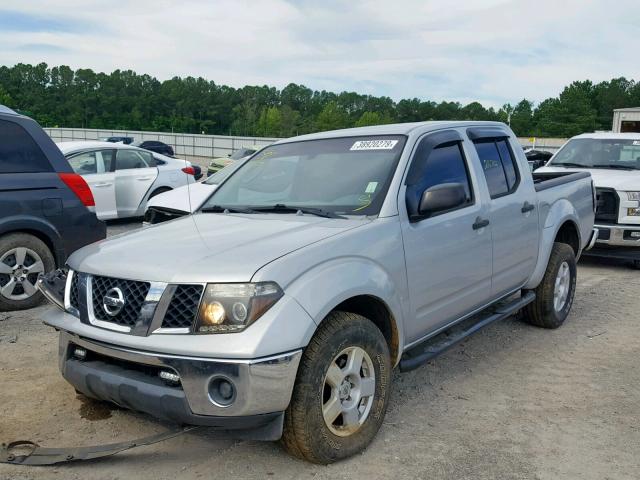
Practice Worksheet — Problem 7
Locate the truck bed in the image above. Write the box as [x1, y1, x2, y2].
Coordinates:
[532, 171, 591, 192]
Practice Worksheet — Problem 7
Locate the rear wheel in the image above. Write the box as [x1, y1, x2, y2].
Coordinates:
[282, 311, 391, 464]
[523, 242, 576, 329]
[0, 233, 55, 311]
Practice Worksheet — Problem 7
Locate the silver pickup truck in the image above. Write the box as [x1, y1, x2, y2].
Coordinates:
[40, 121, 596, 464]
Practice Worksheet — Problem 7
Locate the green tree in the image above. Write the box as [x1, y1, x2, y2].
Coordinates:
[256, 106, 282, 136]
[0, 62, 638, 138]
[315, 101, 349, 132]
[354, 111, 392, 127]
[0, 84, 12, 106]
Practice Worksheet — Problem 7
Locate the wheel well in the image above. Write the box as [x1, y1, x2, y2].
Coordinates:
[555, 221, 580, 255]
[0, 229, 58, 265]
[149, 186, 172, 198]
[333, 295, 400, 364]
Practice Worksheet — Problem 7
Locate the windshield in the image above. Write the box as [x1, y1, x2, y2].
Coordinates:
[550, 138, 640, 170]
[200, 135, 407, 216]
[229, 148, 256, 160]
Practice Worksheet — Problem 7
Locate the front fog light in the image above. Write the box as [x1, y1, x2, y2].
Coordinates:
[196, 282, 283, 334]
[627, 208, 640, 217]
[73, 347, 87, 360]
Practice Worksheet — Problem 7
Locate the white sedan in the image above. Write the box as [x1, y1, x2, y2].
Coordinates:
[144, 163, 238, 224]
[58, 141, 196, 220]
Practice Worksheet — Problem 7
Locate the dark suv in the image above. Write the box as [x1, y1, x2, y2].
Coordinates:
[0, 105, 106, 311]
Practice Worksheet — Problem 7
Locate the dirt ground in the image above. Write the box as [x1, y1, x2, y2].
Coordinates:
[1, 224, 639, 479]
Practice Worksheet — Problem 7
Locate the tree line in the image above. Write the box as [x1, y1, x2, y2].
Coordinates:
[1, 63, 639, 138]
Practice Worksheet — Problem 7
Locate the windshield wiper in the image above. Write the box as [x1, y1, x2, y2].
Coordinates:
[201, 205, 257, 214]
[590, 164, 637, 170]
[253, 204, 346, 219]
[552, 162, 587, 168]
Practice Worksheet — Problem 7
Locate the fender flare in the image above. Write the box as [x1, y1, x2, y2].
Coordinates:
[525, 199, 581, 290]
[285, 256, 407, 362]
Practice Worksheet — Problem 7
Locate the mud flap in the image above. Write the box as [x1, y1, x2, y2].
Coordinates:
[1, 426, 199, 466]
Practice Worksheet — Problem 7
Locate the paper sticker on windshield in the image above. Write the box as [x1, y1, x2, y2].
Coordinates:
[365, 182, 378, 193]
[633, 140, 640, 145]
[350, 139, 398, 151]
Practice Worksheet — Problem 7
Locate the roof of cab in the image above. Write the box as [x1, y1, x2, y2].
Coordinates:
[56, 140, 141, 153]
[274, 120, 509, 144]
[570, 132, 640, 140]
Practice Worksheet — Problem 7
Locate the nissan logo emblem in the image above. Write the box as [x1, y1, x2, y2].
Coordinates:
[103, 287, 125, 316]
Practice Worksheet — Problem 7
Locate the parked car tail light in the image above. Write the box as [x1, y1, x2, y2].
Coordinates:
[182, 166, 196, 176]
[195, 282, 283, 333]
[58, 173, 95, 207]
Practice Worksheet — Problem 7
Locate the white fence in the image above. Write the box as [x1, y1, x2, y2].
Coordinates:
[44, 128, 280, 162]
[44, 128, 567, 162]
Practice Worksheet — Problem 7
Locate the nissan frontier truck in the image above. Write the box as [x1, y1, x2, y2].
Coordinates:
[39, 121, 596, 464]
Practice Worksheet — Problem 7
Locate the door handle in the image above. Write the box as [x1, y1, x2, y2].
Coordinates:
[136, 176, 153, 181]
[93, 183, 112, 187]
[473, 217, 490, 230]
[521, 201, 535, 213]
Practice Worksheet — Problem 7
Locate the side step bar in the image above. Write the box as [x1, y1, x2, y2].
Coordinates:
[399, 291, 536, 372]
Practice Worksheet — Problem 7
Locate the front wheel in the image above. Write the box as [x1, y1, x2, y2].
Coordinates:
[0, 233, 55, 311]
[523, 242, 577, 329]
[282, 311, 391, 464]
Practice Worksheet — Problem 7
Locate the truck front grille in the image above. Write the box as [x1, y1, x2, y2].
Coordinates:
[595, 188, 619, 223]
[161, 284, 204, 329]
[91, 276, 150, 327]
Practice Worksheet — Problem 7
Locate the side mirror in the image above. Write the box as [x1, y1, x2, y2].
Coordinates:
[418, 183, 467, 217]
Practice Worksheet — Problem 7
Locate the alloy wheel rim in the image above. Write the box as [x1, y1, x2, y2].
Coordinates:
[0, 247, 45, 301]
[553, 261, 571, 312]
[322, 346, 376, 437]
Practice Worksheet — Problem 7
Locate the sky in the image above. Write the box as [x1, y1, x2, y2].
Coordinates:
[0, 0, 639, 108]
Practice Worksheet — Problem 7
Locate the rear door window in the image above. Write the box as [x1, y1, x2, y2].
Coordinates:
[473, 138, 520, 198]
[67, 151, 98, 175]
[0, 119, 52, 173]
[116, 150, 150, 170]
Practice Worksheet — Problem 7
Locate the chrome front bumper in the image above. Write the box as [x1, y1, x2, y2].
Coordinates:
[594, 223, 640, 247]
[58, 331, 302, 422]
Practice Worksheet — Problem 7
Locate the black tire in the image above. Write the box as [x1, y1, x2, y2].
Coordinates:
[630, 260, 640, 270]
[523, 242, 576, 329]
[281, 311, 391, 464]
[0, 233, 55, 311]
[148, 187, 171, 199]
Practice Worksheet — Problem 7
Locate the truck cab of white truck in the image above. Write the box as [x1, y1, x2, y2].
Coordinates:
[537, 132, 640, 268]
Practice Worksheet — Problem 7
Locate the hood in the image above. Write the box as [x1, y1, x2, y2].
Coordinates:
[68, 213, 368, 283]
[537, 166, 640, 191]
[146, 182, 215, 213]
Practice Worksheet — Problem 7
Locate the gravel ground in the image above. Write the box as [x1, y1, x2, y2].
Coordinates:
[1, 222, 639, 479]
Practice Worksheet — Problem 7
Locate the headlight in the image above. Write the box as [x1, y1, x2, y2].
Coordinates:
[626, 192, 640, 201]
[195, 282, 283, 333]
